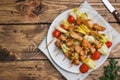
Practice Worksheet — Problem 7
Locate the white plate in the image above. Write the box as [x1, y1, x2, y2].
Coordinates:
[47, 8, 112, 73]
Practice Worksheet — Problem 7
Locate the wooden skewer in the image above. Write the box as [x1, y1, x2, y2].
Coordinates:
[62, 56, 67, 61]
[55, 52, 60, 57]
[69, 63, 73, 68]
[77, 72, 81, 75]
[91, 14, 99, 21]
[54, 47, 58, 52]
[46, 38, 56, 49]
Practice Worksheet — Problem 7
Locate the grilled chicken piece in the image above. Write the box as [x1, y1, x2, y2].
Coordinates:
[84, 19, 94, 29]
[93, 23, 105, 31]
[89, 31, 99, 36]
[65, 51, 72, 58]
[94, 40, 102, 49]
[55, 39, 61, 48]
[82, 39, 91, 50]
[66, 39, 74, 47]
[70, 46, 75, 52]
[90, 46, 96, 53]
[59, 34, 66, 41]
[79, 55, 86, 61]
[75, 46, 84, 56]
[69, 25, 75, 32]
[70, 31, 83, 41]
[72, 59, 80, 65]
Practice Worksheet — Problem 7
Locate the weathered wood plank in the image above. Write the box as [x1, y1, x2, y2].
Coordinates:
[0, 0, 119, 24]
[0, 24, 48, 60]
[0, 59, 120, 80]
[0, 23, 120, 60]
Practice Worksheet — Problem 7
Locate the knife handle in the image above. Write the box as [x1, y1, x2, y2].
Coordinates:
[113, 10, 120, 24]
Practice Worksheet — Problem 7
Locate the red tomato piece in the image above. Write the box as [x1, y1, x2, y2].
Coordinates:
[68, 15, 75, 23]
[80, 63, 89, 73]
[52, 29, 61, 38]
[106, 41, 112, 48]
[91, 51, 101, 60]
[61, 24, 67, 30]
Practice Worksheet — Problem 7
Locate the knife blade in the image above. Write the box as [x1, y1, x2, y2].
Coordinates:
[102, 0, 120, 24]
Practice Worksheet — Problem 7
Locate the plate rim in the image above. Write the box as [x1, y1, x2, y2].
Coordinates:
[46, 8, 112, 73]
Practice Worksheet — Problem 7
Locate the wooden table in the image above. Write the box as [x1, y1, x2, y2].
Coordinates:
[0, 0, 120, 80]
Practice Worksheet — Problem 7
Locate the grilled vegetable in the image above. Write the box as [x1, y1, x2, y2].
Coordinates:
[55, 26, 67, 33]
[106, 41, 112, 48]
[61, 44, 70, 53]
[75, 24, 90, 34]
[68, 15, 76, 23]
[84, 35, 95, 43]
[97, 34, 109, 44]
[98, 44, 110, 55]
[62, 19, 70, 29]
[52, 29, 61, 38]
[69, 12, 77, 20]
[91, 51, 101, 60]
[83, 57, 96, 69]
[80, 63, 89, 73]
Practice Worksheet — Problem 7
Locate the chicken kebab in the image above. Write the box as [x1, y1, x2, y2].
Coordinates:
[52, 8, 112, 73]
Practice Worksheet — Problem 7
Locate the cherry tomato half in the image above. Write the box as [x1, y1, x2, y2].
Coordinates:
[68, 15, 75, 23]
[106, 41, 112, 48]
[80, 63, 89, 73]
[52, 29, 61, 38]
[61, 24, 67, 30]
[91, 51, 101, 60]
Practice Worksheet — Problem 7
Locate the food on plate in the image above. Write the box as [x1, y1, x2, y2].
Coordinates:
[80, 63, 89, 73]
[52, 8, 112, 73]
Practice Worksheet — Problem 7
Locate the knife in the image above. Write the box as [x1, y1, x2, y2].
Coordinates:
[102, 0, 120, 24]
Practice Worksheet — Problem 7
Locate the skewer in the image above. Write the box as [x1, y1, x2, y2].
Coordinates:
[54, 47, 58, 52]
[46, 38, 56, 49]
[62, 56, 67, 61]
[55, 52, 61, 57]
[69, 63, 74, 68]
[91, 13, 99, 21]
[77, 72, 81, 75]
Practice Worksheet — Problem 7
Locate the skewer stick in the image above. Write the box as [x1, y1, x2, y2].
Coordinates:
[55, 52, 60, 57]
[54, 47, 58, 52]
[69, 64, 73, 68]
[77, 72, 81, 75]
[91, 14, 99, 21]
[46, 38, 56, 49]
[62, 56, 67, 61]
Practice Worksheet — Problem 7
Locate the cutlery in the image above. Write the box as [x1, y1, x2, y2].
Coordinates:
[102, 0, 120, 24]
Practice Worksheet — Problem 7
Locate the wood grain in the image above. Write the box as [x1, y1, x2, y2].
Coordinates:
[0, 59, 119, 80]
[0, 24, 48, 60]
[0, 0, 119, 24]
[0, 23, 119, 60]
[0, 0, 120, 80]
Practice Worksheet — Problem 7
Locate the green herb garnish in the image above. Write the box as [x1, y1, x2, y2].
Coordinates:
[99, 59, 120, 80]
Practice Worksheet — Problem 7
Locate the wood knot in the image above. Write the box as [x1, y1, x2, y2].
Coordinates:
[0, 46, 20, 61]
[16, 0, 46, 18]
